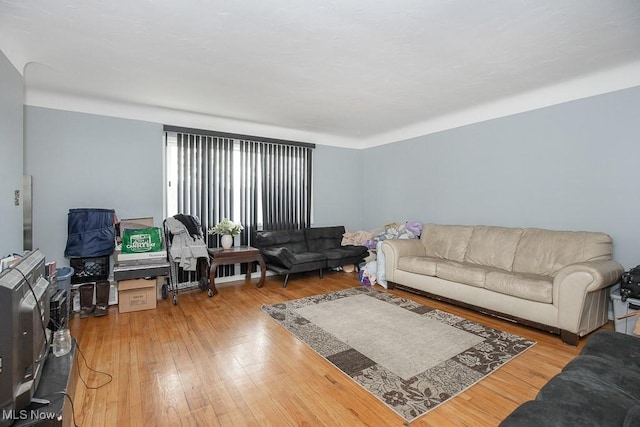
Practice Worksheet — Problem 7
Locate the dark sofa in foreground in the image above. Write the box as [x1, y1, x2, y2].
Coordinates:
[500, 329, 640, 426]
[254, 226, 368, 287]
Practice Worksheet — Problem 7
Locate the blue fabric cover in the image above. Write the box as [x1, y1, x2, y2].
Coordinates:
[64, 208, 116, 257]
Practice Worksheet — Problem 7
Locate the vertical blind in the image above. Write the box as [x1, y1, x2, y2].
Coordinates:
[174, 133, 234, 236]
[165, 126, 314, 276]
[261, 142, 313, 230]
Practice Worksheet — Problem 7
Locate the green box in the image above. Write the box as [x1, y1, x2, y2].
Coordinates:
[121, 227, 163, 253]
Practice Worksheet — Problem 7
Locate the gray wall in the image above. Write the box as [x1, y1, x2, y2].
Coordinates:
[22, 85, 640, 269]
[23, 107, 364, 267]
[24, 106, 163, 267]
[0, 50, 24, 256]
[313, 144, 363, 231]
[362, 85, 640, 269]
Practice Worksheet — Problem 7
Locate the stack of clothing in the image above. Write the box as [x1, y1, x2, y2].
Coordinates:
[165, 215, 209, 271]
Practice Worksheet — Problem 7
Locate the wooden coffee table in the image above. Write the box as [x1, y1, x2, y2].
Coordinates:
[207, 246, 266, 296]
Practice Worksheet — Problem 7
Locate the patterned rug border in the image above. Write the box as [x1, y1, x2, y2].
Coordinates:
[261, 286, 536, 423]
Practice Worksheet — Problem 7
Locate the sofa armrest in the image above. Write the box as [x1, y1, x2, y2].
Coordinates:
[261, 247, 295, 269]
[380, 239, 426, 283]
[554, 259, 624, 332]
[554, 259, 625, 293]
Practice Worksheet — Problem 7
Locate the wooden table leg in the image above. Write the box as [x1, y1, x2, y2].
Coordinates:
[245, 262, 252, 281]
[208, 261, 219, 296]
[256, 255, 266, 288]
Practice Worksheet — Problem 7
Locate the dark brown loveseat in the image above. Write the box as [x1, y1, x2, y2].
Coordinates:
[253, 226, 368, 287]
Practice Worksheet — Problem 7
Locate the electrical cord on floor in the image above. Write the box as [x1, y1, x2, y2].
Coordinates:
[73, 336, 113, 390]
[36, 391, 79, 427]
[46, 337, 114, 426]
[59, 392, 79, 427]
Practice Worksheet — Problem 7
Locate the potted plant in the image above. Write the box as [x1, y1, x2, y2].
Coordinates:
[208, 218, 244, 249]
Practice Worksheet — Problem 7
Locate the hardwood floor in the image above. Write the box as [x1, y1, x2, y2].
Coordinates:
[69, 271, 597, 426]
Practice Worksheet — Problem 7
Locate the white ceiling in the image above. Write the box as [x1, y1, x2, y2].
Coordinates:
[2, 0, 640, 148]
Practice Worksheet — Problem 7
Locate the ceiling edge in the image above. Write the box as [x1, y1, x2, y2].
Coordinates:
[23, 90, 357, 148]
[24, 60, 640, 150]
[358, 61, 640, 149]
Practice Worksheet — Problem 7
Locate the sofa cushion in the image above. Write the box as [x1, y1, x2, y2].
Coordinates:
[436, 260, 486, 288]
[261, 247, 325, 268]
[254, 229, 308, 253]
[398, 256, 438, 276]
[512, 228, 612, 276]
[624, 405, 640, 427]
[464, 225, 523, 271]
[323, 246, 367, 260]
[562, 355, 640, 398]
[535, 372, 636, 426]
[421, 224, 473, 262]
[500, 330, 640, 427]
[499, 400, 610, 426]
[485, 270, 553, 303]
[579, 330, 640, 371]
[305, 226, 345, 252]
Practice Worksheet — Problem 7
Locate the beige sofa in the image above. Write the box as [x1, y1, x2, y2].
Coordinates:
[381, 224, 624, 344]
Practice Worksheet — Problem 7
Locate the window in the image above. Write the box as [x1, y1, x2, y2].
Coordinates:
[165, 126, 314, 252]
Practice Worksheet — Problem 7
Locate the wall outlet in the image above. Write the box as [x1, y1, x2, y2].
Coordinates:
[14, 190, 20, 206]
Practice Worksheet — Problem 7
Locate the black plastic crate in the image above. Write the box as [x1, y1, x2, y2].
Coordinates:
[70, 255, 110, 284]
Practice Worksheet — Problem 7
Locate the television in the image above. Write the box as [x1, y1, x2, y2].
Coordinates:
[0, 249, 52, 426]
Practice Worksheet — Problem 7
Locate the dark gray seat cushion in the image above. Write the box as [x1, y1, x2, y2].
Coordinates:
[561, 355, 640, 397]
[500, 330, 640, 426]
[535, 372, 636, 426]
[323, 246, 369, 268]
[499, 401, 604, 427]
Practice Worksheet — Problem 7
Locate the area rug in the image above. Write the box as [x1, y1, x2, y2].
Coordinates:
[261, 286, 535, 423]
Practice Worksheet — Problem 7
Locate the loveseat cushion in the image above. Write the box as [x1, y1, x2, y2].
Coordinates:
[421, 224, 473, 262]
[512, 228, 612, 276]
[323, 246, 368, 260]
[502, 397, 640, 426]
[562, 355, 640, 398]
[485, 270, 553, 303]
[324, 245, 368, 269]
[624, 405, 640, 427]
[254, 229, 308, 253]
[261, 247, 326, 268]
[499, 400, 609, 426]
[464, 225, 523, 271]
[305, 226, 345, 251]
[500, 331, 640, 426]
[535, 372, 636, 426]
[579, 329, 640, 370]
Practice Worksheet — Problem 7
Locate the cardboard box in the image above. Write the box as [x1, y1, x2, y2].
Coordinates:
[119, 217, 154, 235]
[117, 250, 167, 263]
[118, 278, 157, 313]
